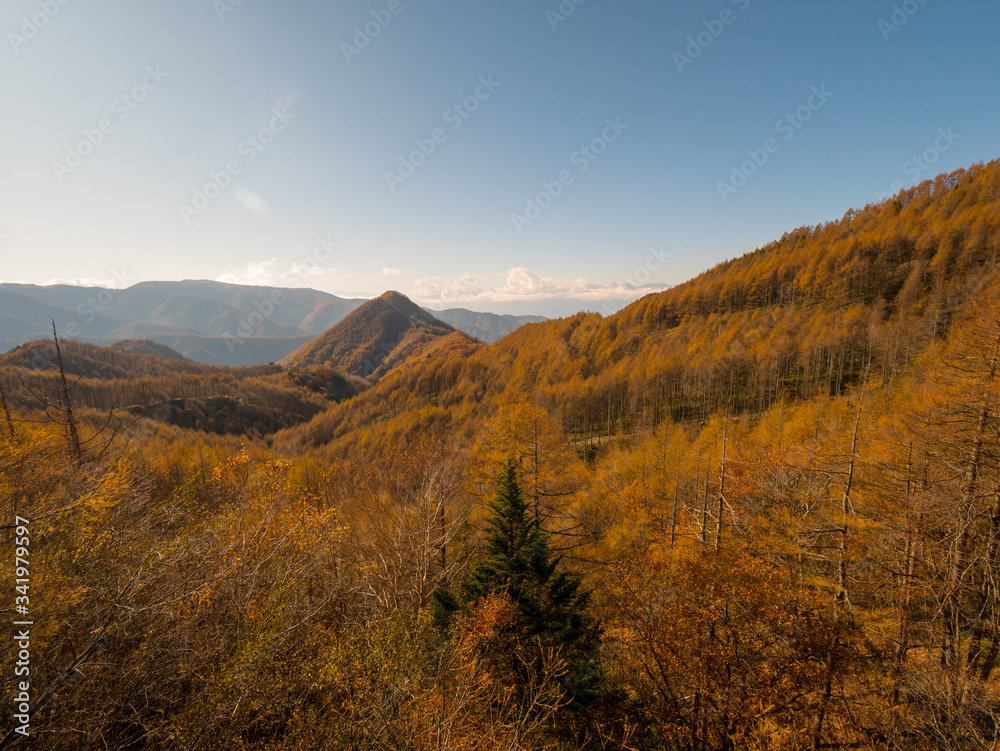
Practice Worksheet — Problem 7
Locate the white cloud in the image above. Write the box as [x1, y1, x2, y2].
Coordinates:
[411, 267, 668, 306]
[215, 258, 347, 288]
[216, 259, 279, 286]
[42, 276, 129, 289]
[412, 272, 484, 302]
[287, 260, 326, 281]
[381, 267, 403, 277]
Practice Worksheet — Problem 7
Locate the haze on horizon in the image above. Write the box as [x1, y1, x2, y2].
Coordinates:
[2, 0, 998, 318]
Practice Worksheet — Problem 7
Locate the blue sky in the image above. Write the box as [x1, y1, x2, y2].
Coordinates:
[1, 0, 997, 317]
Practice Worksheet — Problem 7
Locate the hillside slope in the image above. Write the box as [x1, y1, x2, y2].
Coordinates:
[280, 161, 1000, 452]
[0, 338, 364, 436]
[283, 291, 464, 379]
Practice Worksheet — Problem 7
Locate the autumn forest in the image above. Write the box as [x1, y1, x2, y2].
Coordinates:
[3, 160, 1000, 750]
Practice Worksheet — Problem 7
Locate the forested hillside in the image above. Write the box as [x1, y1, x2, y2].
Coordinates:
[284, 163, 1000, 455]
[283, 290, 468, 379]
[0, 338, 365, 437]
[2, 161, 1000, 750]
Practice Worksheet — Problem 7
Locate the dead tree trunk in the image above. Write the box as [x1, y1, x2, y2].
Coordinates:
[942, 327, 999, 666]
[715, 415, 729, 552]
[0, 381, 14, 439]
[51, 319, 82, 462]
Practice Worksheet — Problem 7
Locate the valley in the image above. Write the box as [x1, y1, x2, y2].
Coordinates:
[2, 161, 1000, 749]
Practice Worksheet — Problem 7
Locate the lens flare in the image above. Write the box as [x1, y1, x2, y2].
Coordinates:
[235, 189, 271, 216]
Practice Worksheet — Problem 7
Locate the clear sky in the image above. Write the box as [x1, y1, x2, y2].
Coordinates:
[1, 0, 998, 317]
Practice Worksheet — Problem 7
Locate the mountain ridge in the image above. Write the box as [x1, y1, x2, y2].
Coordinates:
[0, 280, 547, 365]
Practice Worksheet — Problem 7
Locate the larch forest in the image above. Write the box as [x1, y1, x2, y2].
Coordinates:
[5, 160, 1000, 750]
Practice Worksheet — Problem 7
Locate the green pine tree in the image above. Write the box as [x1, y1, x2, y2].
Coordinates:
[438, 459, 600, 703]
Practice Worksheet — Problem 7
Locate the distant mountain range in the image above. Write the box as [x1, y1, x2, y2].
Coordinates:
[0, 281, 546, 365]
